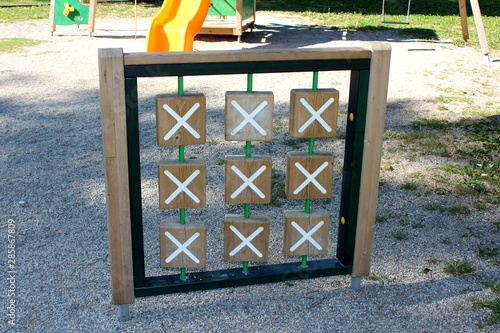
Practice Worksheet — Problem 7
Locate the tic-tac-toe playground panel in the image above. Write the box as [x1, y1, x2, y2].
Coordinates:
[98, 43, 391, 316]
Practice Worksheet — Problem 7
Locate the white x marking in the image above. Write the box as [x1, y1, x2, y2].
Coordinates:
[230, 100, 268, 136]
[165, 231, 201, 264]
[163, 169, 201, 204]
[293, 162, 329, 195]
[163, 102, 201, 140]
[230, 165, 267, 199]
[298, 97, 334, 133]
[229, 225, 264, 257]
[290, 220, 324, 252]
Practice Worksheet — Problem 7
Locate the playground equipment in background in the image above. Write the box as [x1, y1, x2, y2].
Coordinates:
[146, 0, 211, 52]
[50, 0, 96, 35]
[98, 43, 391, 321]
[381, 0, 411, 24]
[200, 0, 256, 43]
[146, 0, 256, 51]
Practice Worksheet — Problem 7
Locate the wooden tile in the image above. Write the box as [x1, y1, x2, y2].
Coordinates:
[225, 91, 274, 141]
[158, 159, 206, 209]
[289, 89, 339, 138]
[224, 215, 269, 262]
[156, 93, 206, 146]
[283, 210, 330, 256]
[286, 151, 334, 199]
[225, 155, 272, 204]
[160, 221, 206, 268]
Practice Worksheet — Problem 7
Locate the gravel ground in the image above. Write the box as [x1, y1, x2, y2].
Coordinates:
[1, 12, 499, 332]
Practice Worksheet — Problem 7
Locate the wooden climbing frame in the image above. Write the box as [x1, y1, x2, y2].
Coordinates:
[98, 43, 391, 318]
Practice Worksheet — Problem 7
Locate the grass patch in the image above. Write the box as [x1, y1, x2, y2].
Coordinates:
[443, 259, 476, 274]
[488, 280, 500, 293]
[477, 246, 500, 259]
[401, 180, 419, 191]
[470, 298, 500, 325]
[270, 168, 286, 207]
[391, 230, 411, 241]
[0, 37, 44, 52]
[410, 117, 449, 130]
[213, 159, 225, 165]
[447, 204, 471, 215]
[440, 237, 452, 245]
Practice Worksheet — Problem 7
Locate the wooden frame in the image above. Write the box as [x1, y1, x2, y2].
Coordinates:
[98, 43, 391, 307]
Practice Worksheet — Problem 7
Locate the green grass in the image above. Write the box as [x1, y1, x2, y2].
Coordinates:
[2, 0, 499, 53]
[270, 168, 286, 207]
[443, 259, 476, 274]
[391, 230, 411, 241]
[385, 117, 499, 200]
[257, 0, 500, 53]
[0, 37, 44, 52]
[470, 297, 500, 325]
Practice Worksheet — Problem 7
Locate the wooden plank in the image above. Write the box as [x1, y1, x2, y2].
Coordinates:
[123, 46, 373, 66]
[158, 159, 206, 209]
[469, 0, 490, 57]
[224, 215, 269, 262]
[156, 93, 206, 146]
[283, 210, 330, 256]
[225, 155, 272, 204]
[352, 42, 391, 277]
[458, 0, 469, 41]
[289, 88, 339, 138]
[160, 221, 206, 268]
[98, 48, 135, 305]
[286, 151, 334, 199]
[225, 91, 274, 142]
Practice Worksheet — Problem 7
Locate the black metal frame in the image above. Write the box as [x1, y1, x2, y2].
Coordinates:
[123, 58, 371, 297]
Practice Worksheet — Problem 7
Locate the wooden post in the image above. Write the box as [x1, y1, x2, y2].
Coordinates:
[458, 0, 469, 41]
[88, 0, 97, 35]
[469, 0, 490, 59]
[98, 48, 135, 305]
[352, 42, 391, 278]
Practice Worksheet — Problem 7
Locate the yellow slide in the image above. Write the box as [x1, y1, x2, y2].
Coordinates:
[146, 0, 212, 52]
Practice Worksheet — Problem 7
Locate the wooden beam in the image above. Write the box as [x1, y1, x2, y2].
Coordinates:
[458, 0, 469, 41]
[98, 48, 135, 305]
[469, 0, 490, 58]
[352, 42, 391, 277]
[123, 46, 373, 66]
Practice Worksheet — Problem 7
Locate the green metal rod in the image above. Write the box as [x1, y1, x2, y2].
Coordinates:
[178, 76, 184, 96]
[308, 138, 315, 155]
[312, 71, 318, 90]
[246, 141, 252, 158]
[305, 199, 311, 214]
[179, 145, 185, 162]
[301, 255, 308, 267]
[243, 261, 249, 274]
[247, 73, 253, 93]
[244, 203, 250, 218]
[180, 208, 185, 225]
[180, 267, 186, 280]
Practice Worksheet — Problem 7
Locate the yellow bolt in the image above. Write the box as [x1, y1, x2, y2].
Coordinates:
[349, 113, 354, 121]
[341, 217, 346, 225]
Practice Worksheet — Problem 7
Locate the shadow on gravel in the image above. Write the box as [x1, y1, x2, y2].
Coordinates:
[198, 22, 439, 49]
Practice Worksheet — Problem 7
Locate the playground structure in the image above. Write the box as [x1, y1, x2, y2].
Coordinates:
[49, 0, 96, 35]
[146, 0, 211, 52]
[98, 42, 391, 320]
[146, 0, 256, 51]
[199, 0, 256, 43]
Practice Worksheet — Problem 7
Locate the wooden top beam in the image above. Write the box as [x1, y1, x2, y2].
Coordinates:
[123, 46, 373, 66]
